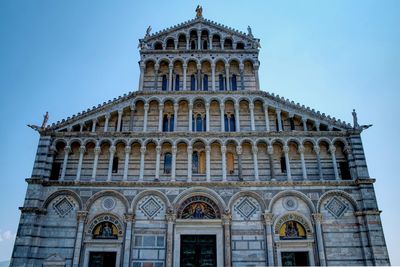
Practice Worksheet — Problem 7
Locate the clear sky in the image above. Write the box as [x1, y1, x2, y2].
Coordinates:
[0, 0, 399, 264]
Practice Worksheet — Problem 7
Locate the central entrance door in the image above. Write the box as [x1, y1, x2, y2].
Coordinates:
[180, 235, 216, 267]
[281, 251, 309, 266]
[88, 252, 116, 267]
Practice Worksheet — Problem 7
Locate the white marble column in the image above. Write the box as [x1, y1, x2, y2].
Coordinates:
[205, 102, 210, 132]
[187, 145, 193, 182]
[143, 103, 149, 132]
[165, 212, 176, 267]
[197, 30, 201, 50]
[197, 63, 202, 90]
[171, 145, 177, 181]
[209, 36, 213, 49]
[315, 121, 320, 132]
[76, 146, 85, 181]
[252, 145, 259, 181]
[313, 213, 327, 266]
[183, 64, 187, 91]
[72, 211, 87, 267]
[173, 103, 178, 131]
[211, 62, 216, 91]
[263, 104, 270, 132]
[107, 146, 116, 181]
[222, 213, 232, 267]
[221, 145, 227, 182]
[263, 212, 275, 267]
[234, 103, 241, 132]
[254, 64, 260, 90]
[299, 145, 308, 180]
[155, 145, 161, 180]
[158, 103, 164, 132]
[188, 102, 193, 132]
[91, 118, 97, 133]
[283, 145, 292, 181]
[239, 63, 245, 90]
[185, 36, 189, 50]
[139, 146, 146, 181]
[276, 109, 283, 132]
[153, 64, 159, 90]
[122, 213, 135, 267]
[314, 146, 323, 180]
[249, 103, 255, 131]
[206, 145, 211, 182]
[225, 64, 230, 91]
[267, 145, 275, 180]
[329, 145, 339, 180]
[91, 147, 100, 181]
[138, 63, 145, 91]
[302, 117, 308, 132]
[117, 109, 123, 132]
[123, 146, 130, 181]
[220, 103, 225, 131]
[168, 64, 173, 91]
[104, 113, 110, 132]
[79, 123, 84, 132]
[237, 146, 243, 180]
[60, 146, 71, 181]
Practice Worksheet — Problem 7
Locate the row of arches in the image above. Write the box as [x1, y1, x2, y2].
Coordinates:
[140, 58, 258, 92]
[149, 29, 250, 51]
[64, 97, 341, 134]
[49, 137, 353, 182]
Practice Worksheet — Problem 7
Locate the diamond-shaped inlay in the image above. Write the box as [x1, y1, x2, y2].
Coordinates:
[140, 197, 162, 219]
[325, 197, 347, 218]
[235, 198, 257, 219]
[53, 197, 74, 217]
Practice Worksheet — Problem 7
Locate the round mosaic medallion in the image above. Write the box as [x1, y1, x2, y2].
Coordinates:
[102, 197, 116, 211]
[282, 197, 298, 211]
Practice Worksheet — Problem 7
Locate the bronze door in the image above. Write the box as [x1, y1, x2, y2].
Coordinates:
[88, 252, 116, 267]
[180, 235, 216, 267]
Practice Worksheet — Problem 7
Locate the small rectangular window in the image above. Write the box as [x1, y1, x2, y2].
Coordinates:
[280, 156, 287, 173]
[112, 157, 119, 173]
[50, 162, 61, 180]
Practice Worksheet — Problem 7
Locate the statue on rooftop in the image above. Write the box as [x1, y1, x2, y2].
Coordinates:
[41, 111, 49, 129]
[352, 109, 359, 128]
[195, 5, 203, 18]
[145, 25, 152, 37]
[247, 25, 253, 37]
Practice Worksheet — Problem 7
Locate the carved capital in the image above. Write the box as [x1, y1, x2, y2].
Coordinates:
[118, 109, 123, 115]
[252, 145, 258, 154]
[313, 146, 320, 155]
[144, 103, 150, 111]
[158, 103, 164, 110]
[263, 212, 273, 224]
[156, 145, 161, 153]
[283, 145, 289, 154]
[124, 146, 131, 154]
[298, 145, 305, 154]
[172, 146, 177, 154]
[344, 145, 352, 154]
[166, 213, 176, 223]
[174, 103, 179, 111]
[267, 145, 274, 155]
[77, 211, 88, 221]
[109, 146, 116, 154]
[221, 145, 227, 154]
[140, 146, 146, 154]
[249, 103, 255, 110]
[236, 146, 242, 155]
[124, 213, 135, 222]
[94, 147, 101, 155]
[329, 145, 336, 154]
[312, 213, 323, 223]
[187, 146, 193, 154]
[64, 146, 71, 154]
[79, 146, 86, 154]
[205, 145, 211, 153]
[222, 213, 232, 225]
[104, 113, 111, 120]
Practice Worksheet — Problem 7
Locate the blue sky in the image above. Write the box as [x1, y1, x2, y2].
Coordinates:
[0, 0, 399, 264]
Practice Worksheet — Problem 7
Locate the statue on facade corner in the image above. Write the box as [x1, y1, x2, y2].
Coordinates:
[145, 25, 152, 37]
[247, 25, 253, 37]
[27, 111, 49, 132]
[195, 5, 203, 18]
[352, 109, 359, 128]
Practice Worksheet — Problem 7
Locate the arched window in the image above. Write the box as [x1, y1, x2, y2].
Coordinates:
[162, 75, 167, 91]
[280, 156, 286, 173]
[112, 157, 119, 173]
[196, 114, 203, 132]
[231, 74, 237, 91]
[290, 117, 295, 131]
[276, 118, 284, 131]
[236, 42, 245, 49]
[191, 40, 196, 50]
[192, 151, 199, 174]
[154, 42, 163, 50]
[175, 74, 180, 91]
[203, 74, 208, 91]
[224, 114, 236, 132]
[227, 152, 235, 174]
[203, 40, 208, 50]
[162, 114, 174, 132]
[164, 153, 172, 174]
[219, 74, 224, 91]
[191, 75, 196, 91]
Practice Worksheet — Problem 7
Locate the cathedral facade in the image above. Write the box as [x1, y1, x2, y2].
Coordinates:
[11, 10, 390, 267]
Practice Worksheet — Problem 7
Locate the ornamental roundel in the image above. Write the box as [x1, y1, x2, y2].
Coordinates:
[87, 214, 123, 239]
[178, 196, 221, 219]
[274, 213, 312, 236]
[282, 197, 298, 211]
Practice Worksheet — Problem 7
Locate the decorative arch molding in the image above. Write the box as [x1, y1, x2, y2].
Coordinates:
[86, 213, 124, 239]
[316, 137, 332, 146]
[273, 212, 313, 236]
[317, 190, 359, 212]
[42, 189, 83, 210]
[131, 189, 170, 213]
[332, 137, 349, 147]
[84, 190, 129, 212]
[227, 191, 266, 212]
[68, 138, 83, 146]
[173, 187, 226, 213]
[268, 190, 316, 213]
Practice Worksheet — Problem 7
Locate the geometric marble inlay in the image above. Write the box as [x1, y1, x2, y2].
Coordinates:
[325, 197, 348, 218]
[53, 197, 74, 217]
[139, 196, 162, 219]
[102, 197, 116, 211]
[235, 197, 257, 219]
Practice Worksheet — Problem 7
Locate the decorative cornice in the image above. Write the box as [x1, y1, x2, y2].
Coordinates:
[354, 210, 382, 216]
[19, 207, 47, 215]
[355, 178, 376, 185]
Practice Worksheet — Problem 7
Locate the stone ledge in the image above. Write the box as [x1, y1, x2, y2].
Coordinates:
[19, 207, 47, 215]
